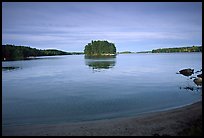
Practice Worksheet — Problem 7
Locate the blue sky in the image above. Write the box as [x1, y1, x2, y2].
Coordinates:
[2, 2, 202, 52]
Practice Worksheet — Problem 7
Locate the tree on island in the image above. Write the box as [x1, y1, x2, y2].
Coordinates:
[84, 40, 116, 56]
[152, 46, 202, 53]
[2, 44, 83, 61]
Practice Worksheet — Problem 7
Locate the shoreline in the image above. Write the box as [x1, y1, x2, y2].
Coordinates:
[2, 101, 202, 136]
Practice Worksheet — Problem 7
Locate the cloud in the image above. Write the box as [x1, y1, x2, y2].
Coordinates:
[2, 2, 202, 51]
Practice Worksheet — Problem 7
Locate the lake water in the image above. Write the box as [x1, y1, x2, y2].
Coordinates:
[2, 53, 202, 126]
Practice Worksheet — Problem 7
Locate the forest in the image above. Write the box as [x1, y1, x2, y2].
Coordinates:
[2, 44, 83, 61]
[84, 40, 116, 56]
[152, 46, 202, 53]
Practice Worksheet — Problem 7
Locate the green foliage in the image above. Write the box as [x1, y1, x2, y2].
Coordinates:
[2, 44, 81, 61]
[118, 51, 133, 54]
[40, 49, 69, 56]
[84, 40, 116, 56]
[152, 46, 202, 53]
[136, 51, 152, 53]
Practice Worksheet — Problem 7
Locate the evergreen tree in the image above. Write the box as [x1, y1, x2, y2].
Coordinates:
[2, 44, 81, 61]
[84, 40, 117, 56]
[152, 46, 202, 53]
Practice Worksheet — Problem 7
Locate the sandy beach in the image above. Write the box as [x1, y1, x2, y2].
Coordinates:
[2, 101, 202, 136]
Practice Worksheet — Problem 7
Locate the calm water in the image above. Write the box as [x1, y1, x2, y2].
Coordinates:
[2, 53, 202, 126]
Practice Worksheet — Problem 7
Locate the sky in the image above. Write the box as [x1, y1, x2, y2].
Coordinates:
[2, 2, 202, 52]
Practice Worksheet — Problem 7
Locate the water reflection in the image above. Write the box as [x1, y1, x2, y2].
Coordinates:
[2, 66, 21, 71]
[84, 55, 116, 71]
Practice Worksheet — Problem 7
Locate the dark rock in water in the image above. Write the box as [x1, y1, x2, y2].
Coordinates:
[184, 86, 194, 91]
[179, 68, 194, 77]
[2, 66, 20, 71]
[195, 69, 202, 73]
[197, 74, 202, 78]
[180, 86, 201, 91]
[190, 76, 196, 79]
[193, 77, 202, 86]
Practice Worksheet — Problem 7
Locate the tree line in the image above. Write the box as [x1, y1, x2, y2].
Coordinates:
[84, 40, 116, 56]
[2, 44, 83, 61]
[152, 46, 202, 53]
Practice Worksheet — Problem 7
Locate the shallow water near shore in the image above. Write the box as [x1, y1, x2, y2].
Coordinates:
[2, 53, 202, 126]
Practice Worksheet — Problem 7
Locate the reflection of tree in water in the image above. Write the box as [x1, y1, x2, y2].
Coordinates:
[84, 55, 116, 72]
[2, 66, 21, 71]
[177, 68, 202, 93]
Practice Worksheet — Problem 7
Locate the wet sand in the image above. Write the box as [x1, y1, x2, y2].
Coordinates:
[2, 101, 202, 136]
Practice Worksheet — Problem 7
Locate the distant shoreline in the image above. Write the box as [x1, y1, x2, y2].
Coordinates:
[2, 52, 202, 62]
[2, 45, 201, 61]
[118, 51, 202, 54]
[2, 101, 202, 136]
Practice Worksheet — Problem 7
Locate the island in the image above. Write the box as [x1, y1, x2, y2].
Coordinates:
[84, 40, 116, 56]
[151, 46, 202, 53]
[117, 51, 135, 54]
[2, 44, 84, 61]
[116, 46, 202, 54]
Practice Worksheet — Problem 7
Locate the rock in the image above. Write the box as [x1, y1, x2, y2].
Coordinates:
[197, 74, 202, 78]
[179, 68, 194, 77]
[193, 77, 202, 86]
[2, 66, 20, 71]
[195, 69, 202, 73]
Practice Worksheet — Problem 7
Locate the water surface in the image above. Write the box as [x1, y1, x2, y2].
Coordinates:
[2, 53, 202, 126]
